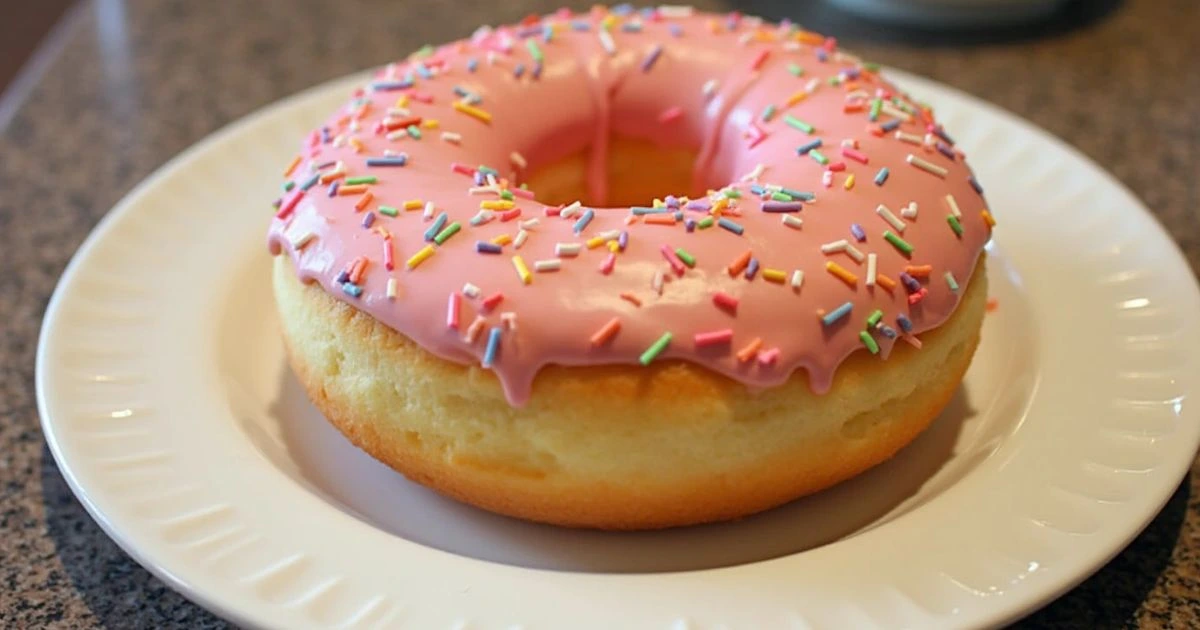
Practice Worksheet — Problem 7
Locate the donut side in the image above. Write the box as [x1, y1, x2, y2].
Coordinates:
[273, 254, 986, 530]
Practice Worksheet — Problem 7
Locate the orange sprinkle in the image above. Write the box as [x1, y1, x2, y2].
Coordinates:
[644, 215, 677, 226]
[620, 292, 643, 307]
[826, 261, 858, 287]
[794, 30, 825, 45]
[348, 137, 365, 154]
[843, 102, 865, 113]
[491, 234, 513, 246]
[352, 102, 371, 120]
[283, 155, 302, 178]
[348, 257, 368, 284]
[986, 297, 1000, 312]
[334, 114, 351, 128]
[981, 209, 996, 228]
[905, 265, 932, 277]
[786, 91, 808, 107]
[876, 274, 897, 291]
[354, 191, 374, 211]
[727, 249, 753, 277]
[403, 199, 424, 210]
[736, 337, 763, 362]
[319, 169, 346, 184]
[337, 184, 369, 196]
[589, 317, 622, 347]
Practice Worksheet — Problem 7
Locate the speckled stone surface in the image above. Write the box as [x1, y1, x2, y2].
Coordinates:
[1, 0, 1197, 628]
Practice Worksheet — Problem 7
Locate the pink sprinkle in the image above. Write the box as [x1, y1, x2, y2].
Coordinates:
[383, 238, 395, 270]
[660, 245, 686, 276]
[842, 147, 869, 164]
[545, 206, 562, 217]
[482, 292, 504, 311]
[712, 291, 739, 313]
[749, 49, 769, 71]
[500, 208, 522, 222]
[409, 91, 434, 103]
[510, 187, 535, 199]
[747, 122, 768, 148]
[822, 170, 834, 188]
[758, 347, 781, 365]
[827, 161, 846, 172]
[275, 190, 305, 219]
[599, 252, 616, 274]
[659, 106, 684, 123]
[446, 292, 461, 330]
[694, 329, 734, 347]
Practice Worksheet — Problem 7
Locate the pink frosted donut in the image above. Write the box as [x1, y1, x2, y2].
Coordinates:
[268, 5, 993, 529]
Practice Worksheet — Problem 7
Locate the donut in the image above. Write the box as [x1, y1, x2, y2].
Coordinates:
[267, 5, 994, 530]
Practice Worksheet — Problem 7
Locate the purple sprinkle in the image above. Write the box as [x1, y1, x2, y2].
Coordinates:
[315, 160, 337, 170]
[850, 223, 866, 241]
[932, 126, 956, 146]
[685, 219, 696, 232]
[473, 172, 485, 186]
[685, 200, 711, 211]
[532, 61, 543, 79]
[900, 273, 921, 294]
[618, 230, 629, 251]
[745, 258, 760, 280]
[968, 175, 984, 195]
[476, 241, 503, 254]
[361, 212, 376, 228]
[762, 201, 803, 212]
[327, 181, 340, 197]
[516, 25, 543, 38]
[513, 64, 525, 78]
[320, 127, 332, 143]
[936, 142, 956, 161]
[641, 45, 664, 72]
[336, 270, 350, 284]
[897, 314, 914, 333]
[881, 119, 901, 133]
[816, 49, 828, 62]
[845, 68, 861, 80]
[665, 195, 679, 208]
[669, 24, 683, 37]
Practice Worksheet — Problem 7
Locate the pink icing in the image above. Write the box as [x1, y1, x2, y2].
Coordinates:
[267, 6, 993, 407]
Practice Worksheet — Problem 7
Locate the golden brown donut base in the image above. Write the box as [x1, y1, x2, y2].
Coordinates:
[273, 254, 986, 530]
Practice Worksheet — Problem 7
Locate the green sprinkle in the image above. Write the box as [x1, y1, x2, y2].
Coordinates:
[945, 271, 959, 292]
[863, 62, 881, 72]
[478, 165, 499, 176]
[784, 115, 815, 134]
[827, 75, 842, 86]
[859, 331, 880, 355]
[412, 44, 434, 59]
[639, 332, 673, 365]
[787, 63, 803, 76]
[722, 188, 742, 199]
[344, 176, 377, 186]
[675, 248, 696, 268]
[770, 192, 792, 202]
[282, 180, 295, 192]
[761, 104, 777, 122]
[869, 98, 882, 122]
[809, 150, 829, 166]
[883, 230, 913, 256]
[406, 125, 422, 139]
[500, 190, 514, 201]
[526, 39, 544, 62]
[433, 221, 461, 245]
[379, 205, 399, 217]
[867, 309, 883, 327]
[947, 214, 964, 237]
[698, 216, 715, 229]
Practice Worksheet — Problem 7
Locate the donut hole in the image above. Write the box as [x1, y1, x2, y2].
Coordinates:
[521, 136, 723, 208]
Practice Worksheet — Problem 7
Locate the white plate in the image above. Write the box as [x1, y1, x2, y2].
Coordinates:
[36, 67, 1200, 630]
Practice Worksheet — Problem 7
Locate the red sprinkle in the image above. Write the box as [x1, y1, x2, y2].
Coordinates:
[276, 190, 305, 219]
[827, 161, 846, 172]
[907, 287, 929, 305]
[713, 291, 739, 313]
[500, 208, 522, 222]
[482, 292, 505, 311]
[749, 49, 769, 71]
[450, 163, 475, 177]
[545, 206, 562, 217]
[842, 147, 869, 164]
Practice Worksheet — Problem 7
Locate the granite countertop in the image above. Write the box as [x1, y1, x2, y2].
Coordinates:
[1, 0, 1197, 627]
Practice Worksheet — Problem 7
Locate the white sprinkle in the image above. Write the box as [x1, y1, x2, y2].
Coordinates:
[514, 229, 530, 249]
[462, 283, 481, 298]
[501, 312, 518, 330]
[486, 51, 499, 66]
[519, 218, 540, 230]
[740, 163, 766, 182]
[560, 201, 582, 218]
[876, 204, 907, 232]
[702, 79, 719, 99]
[840, 138, 858, 148]
[782, 41, 800, 52]
[599, 30, 616, 55]
[658, 4, 693, 18]
[386, 278, 398, 300]
[782, 214, 804, 230]
[509, 151, 528, 169]
[844, 89, 869, 101]
[804, 78, 821, 93]
[596, 229, 619, 241]
[880, 103, 913, 121]
[485, 173, 499, 187]
[534, 259, 561, 272]
[385, 130, 407, 141]
[468, 185, 499, 195]
[348, 120, 360, 133]
[866, 253, 878, 287]
[790, 269, 804, 290]
[907, 154, 949, 178]
[737, 32, 754, 46]
[651, 269, 665, 295]
[822, 170, 833, 188]
[895, 131, 923, 145]
[464, 316, 486, 343]
[844, 244, 865, 263]
[901, 201, 919, 219]
[470, 210, 495, 226]
[821, 239, 849, 254]
[289, 231, 316, 249]
[924, 133, 938, 147]
[944, 194, 962, 218]
[555, 243, 582, 257]
[902, 334, 923, 349]
[441, 131, 462, 144]
[423, 201, 435, 220]
[387, 107, 412, 117]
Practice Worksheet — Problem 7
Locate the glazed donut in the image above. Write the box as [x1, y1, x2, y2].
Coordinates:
[267, 5, 994, 530]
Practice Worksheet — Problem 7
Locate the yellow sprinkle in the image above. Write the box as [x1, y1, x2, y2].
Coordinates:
[512, 255, 532, 285]
[283, 155, 302, 177]
[403, 199, 424, 210]
[453, 100, 492, 124]
[826, 261, 858, 287]
[786, 91, 808, 107]
[586, 236, 606, 249]
[348, 137, 365, 153]
[608, 240, 620, 253]
[481, 200, 514, 210]
[844, 174, 856, 190]
[753, 30, 775, 43]
[491, 234, 513, 246]
[652, 199, 665, 208]
[396, 95, 410, 108]
[406, 245, 436, 269]
[762, 268, 788, 283]
[713, 198, 729, 213]
[981, 209, 996, 227]
[422, 119, 439, 129]
[601, 15, 617, 30]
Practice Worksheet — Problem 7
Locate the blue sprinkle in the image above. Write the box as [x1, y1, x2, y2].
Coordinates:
[673, 210, 684, 221]
[613, 3, 634, 15]
[879, 324, 898, 339]
[897, 314, 914, 333]
[370, 80, 414, 91]
[516, 25, 543, 38]
[571, 19, 591, 31]
[845, 68, 861, 80]
[932, 126, 956, 146]
[482, 327, 503, 368]
[622, 21, 643, 33]
[532, 61, 543, 79]
[414, 63, 433, 79]
[342, 283, 363, 298]
[797, 139, 823, 155]
[366, 156, 407, 167]
[424, 212, 448, 242]
[473, 171, 485, 186]
[745, 257, 759, 280]
[336, 270, 350, 284]
[327, 181, 339, 197]
[874, 167, 890, 186]
[476, 241, 503, 254]
[968, 175, 984, 195]
[320, 127, 332, 144]
[850, 223, 866, 241]
[685, 219, 697, 232]
[822, 301, 853, 326]
[543, 26, 553, 43]
[513, 64, 525, 78]
[816, 49, 828, 62]
[750, 184, 766, 196]
[631, 206, 668, 215]
[881, 119, 902, 132]
[467, 58, 479, 72]
[669, 24, 683, 37]
[641, 45, 663, 72]
[717, 217, 745, 235]
[573, 208, 595, 234]
[299, 173, 320, 191]
[936, 142, 956, 160]
[361, 212, 375, 228]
